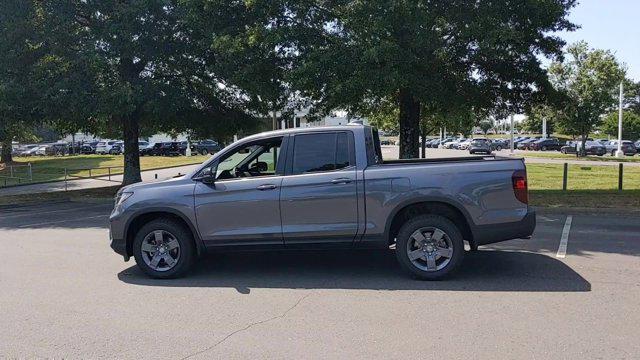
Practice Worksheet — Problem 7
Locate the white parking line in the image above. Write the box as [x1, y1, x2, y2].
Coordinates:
[17, 215, 109, 228]
[556, 215, 573, 258]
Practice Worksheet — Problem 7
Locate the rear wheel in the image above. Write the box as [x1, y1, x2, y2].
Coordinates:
[200, 148, 208, 155]
[133, 218, 196, 279]
[541, 146, 547, 151]
[495, 145, 502, 151]
[395, 215, 464, 280]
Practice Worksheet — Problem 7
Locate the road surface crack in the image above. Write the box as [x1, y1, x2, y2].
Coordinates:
[180, 292, 313, 359]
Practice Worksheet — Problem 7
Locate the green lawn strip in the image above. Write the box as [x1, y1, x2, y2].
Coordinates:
[530, 190, 640, 209]
[4, 155, 209, 184]
[526, 163, 640, 191]
[517, 151, 640, 162]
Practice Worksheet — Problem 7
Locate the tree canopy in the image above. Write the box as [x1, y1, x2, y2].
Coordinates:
[548, 41, 627, 154]
[289, 0, 577, 157]
[601, 111, 640, 142]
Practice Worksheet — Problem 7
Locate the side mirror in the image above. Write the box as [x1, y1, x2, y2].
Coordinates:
[197, 167, 216, 185]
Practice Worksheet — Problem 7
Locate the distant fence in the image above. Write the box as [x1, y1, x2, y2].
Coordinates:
[527, 162, 639, 191]
[0, 164, 33, 187]
[0, 164, 124, 189]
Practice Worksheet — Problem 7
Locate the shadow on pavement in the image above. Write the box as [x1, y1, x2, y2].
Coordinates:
[118, 249, 590, 293]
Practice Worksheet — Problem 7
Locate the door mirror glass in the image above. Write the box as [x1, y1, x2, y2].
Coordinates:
[198, 167, 216, 184]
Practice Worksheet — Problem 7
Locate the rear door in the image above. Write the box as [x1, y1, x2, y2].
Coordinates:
[280, 131, 358, 246]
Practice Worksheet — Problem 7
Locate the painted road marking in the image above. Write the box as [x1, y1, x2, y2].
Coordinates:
[556, 215, 573, 258]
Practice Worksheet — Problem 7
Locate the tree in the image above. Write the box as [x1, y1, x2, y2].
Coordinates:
[601, 111, 640, 141]
[478, 120, 494, 136]
[0, 0, 44, 164]
[43, 1, 259, 185]
[290, 0, 577, 158]
[548, 42, 626, 155]
[523, 105, 556, 135]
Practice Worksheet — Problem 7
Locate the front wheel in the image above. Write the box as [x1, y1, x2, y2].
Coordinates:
[395, 215, 464, 280]
[495, 145, 502, 151]
[133, 218, 196, 279]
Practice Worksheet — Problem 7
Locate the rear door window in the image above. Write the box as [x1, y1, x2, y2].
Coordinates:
[291, 132, 352, 175]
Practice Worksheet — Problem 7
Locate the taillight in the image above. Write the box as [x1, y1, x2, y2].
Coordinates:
[512, 170, 528, 204]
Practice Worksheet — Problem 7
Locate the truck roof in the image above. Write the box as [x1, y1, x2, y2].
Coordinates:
[240, 123, 371, 142]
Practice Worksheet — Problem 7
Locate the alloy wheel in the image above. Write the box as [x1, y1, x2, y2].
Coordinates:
[141, 230, 181, 272]
[406, 227, 454, 272]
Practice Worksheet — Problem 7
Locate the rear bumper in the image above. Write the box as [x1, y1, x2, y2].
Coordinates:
[473, 209, 536, 246]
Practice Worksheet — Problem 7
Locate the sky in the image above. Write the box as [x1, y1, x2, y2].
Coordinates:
[557, 0, 640, 81]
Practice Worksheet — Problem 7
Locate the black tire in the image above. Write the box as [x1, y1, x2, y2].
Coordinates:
[496, 145, 502, 151]
[541, 146, 547, 151]
[395, 215, 464, 280]
[133, 218, 196, 279]
[200, 148, 208, 156]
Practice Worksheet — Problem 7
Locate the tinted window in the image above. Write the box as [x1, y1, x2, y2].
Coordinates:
[292, 132, 351, 174]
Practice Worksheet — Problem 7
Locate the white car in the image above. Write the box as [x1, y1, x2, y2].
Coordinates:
[95, 140, 118, 154]
[457, 139, 473, 150]
[34, 145, 50, 156]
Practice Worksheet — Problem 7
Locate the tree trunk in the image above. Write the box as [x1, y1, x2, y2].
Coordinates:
[122, 113, 142, 185]
[579, 133, 587, 157]
[1, 134, 13, 164]
[420, 129, 426, 159]
[398, 89, 420, 159]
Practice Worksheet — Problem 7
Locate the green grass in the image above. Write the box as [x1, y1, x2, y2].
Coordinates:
[526, 163, 640, 191]
[1, 154, 209, 186]
[517, 151, 640, 162]
[530, 190, 640, 209]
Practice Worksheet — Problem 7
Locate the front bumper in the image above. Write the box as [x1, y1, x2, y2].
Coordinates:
[110, 236, 129, 261]
[473, 208, 536, 246]
[109, 210, 130, 261]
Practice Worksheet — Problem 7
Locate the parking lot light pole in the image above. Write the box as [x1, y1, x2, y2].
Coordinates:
[510, 114, 514, 153]
[615, 82, 624, 158]
[542, 118, 547, 139]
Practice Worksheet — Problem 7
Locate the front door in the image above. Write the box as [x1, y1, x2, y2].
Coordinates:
[194, 136, 285, 246]
[280, 131, 359, 245]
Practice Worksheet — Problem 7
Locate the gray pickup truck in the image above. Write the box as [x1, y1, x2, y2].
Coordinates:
[110, 123, 535, 280]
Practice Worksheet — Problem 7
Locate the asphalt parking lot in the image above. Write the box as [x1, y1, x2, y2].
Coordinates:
[1, 201, 639, 359]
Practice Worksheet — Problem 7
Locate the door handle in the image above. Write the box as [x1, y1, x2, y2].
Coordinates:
[331, 178, 352, 184]
[257, 184, 277, 191]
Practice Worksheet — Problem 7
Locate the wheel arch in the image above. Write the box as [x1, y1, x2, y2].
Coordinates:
[124, 209, 204, 258]
[385, 199, 475, 247]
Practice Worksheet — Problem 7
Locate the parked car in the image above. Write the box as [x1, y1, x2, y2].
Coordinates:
[516, 138, 542, 150]
[109, 143, 124, 155]
[457, 139, 473, 150]
[109, 123, 535, 280]
[95, 140, 118, 154]
[154, 142, 181, 156]
[490, 139, 509, 151]
[529, 138, 563, 151]
[444, 138, 466, 149]
[560, 141, 606, 156]
[603, 140, 637, 156]
[16, 144, 40, 156]
[46, 143, 70, 156]
[139, 142, 156, 156]
[192, 140, 221, 155]
[34, 145, 50, 156]
[468, 139, 492, 154]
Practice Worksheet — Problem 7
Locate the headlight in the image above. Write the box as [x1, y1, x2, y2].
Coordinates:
[114, 191, 133, 206]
